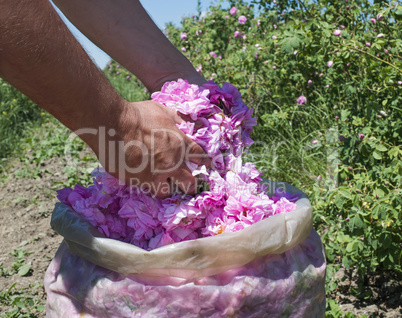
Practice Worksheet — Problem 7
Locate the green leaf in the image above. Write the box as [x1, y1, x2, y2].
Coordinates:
[349, 214, 365, 231]
[373, 150, 382, 160]
[376, 144, 388, 152]
[346, 241, 356, 253]
[334, 194, 343, 209]
[373, 188, 385, 198]
[15, 300, 26, 308]
[18, 263, 31, 276]
[388, 146, 400, 158]
[339, 188, 352, 199]
[346, 86, 357, 96]
[337, 234, 351, 243]
[281, 37, 300, 53]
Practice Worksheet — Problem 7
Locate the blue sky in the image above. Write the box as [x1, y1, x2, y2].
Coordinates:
[54, 0, 236, 70]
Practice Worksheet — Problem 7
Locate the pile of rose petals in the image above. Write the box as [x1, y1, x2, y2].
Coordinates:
[57, 80, 300, 251]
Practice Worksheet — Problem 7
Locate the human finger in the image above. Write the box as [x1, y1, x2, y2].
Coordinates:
[170, 163, 197, 195]
[149, 176, 174, 199]
[185, 139, 211, 170]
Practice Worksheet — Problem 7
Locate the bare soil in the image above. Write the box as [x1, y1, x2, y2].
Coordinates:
[0, 153, 401, 317]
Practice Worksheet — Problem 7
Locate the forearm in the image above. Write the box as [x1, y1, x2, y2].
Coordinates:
[0, 0, 125, 151]
[52, 0, 205, 92]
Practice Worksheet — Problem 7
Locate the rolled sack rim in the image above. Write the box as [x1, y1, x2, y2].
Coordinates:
[51, 195, 313, 278]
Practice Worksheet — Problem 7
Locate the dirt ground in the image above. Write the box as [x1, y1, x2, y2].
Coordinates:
[0, 154, 401, 317]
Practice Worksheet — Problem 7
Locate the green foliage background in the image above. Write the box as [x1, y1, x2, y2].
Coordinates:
[0, 79, 44, 171]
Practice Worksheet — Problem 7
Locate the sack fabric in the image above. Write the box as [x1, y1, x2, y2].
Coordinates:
[45, 190, 326, 317]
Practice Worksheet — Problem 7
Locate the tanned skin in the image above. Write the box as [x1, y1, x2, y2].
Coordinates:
[0, 0, 209, 198]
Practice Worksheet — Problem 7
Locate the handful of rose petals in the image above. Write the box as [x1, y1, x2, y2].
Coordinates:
[57, 80, 300, 251]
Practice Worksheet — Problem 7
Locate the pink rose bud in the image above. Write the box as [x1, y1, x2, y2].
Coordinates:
[234, 30, 240, 38]
[308, 80, 313, 86]
[312, 140, 318, 144]
[180, 32, 187, 39]
[366, 42, 371, 47]
[380, 110, 386, 116]
[370, 18, 376, 23]
[334, 30, 342, 36]
[209, 51, 217, 58]
[377, 33, 384, 38]
[328, 60, 334, 67]
[181, 47, 186, 52]
[359, 134, 364, 139]
[335, 116, 339, 120]
[398, 81, 402, 85]
[341, 25, 345, 29]
[384, 49, 388, 53]
[272, 35, 277, 39]
[230, 7, 237, 15]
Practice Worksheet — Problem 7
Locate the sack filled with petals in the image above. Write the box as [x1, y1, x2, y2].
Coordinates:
[45, 80, 326, 317]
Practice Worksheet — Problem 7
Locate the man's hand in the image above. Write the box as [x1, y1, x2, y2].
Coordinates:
[96, 101, 210, 198]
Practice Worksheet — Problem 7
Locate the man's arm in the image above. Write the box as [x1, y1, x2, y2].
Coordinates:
[0, 0, 208, 198]
[52, 0, 206, 92]
[0, 0, 121, 135]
